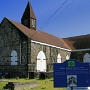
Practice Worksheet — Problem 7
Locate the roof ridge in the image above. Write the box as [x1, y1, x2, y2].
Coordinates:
[64, 34, 90, 39]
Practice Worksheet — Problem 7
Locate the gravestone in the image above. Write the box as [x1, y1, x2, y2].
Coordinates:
[3, 82, 14, 90]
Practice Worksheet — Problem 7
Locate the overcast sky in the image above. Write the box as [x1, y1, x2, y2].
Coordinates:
[0, 0, 90, 38]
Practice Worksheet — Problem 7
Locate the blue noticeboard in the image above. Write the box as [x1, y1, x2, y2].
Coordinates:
[53, 60, 90, 88]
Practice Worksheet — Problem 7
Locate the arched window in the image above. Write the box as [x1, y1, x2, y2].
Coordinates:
[37, 51, 46, 72]
[57, 54, 61, 63]
[83, 53, 90, 63]
[11, 50, 18, 65]
[66, 55, 69, 60]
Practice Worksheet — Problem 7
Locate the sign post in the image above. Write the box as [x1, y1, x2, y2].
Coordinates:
[53, 59, 90, 88]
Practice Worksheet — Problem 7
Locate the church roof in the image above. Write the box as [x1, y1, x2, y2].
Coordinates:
[2, 17, 90, 51]
[63, 34, 90, 50]
[7, 18, 71, 50]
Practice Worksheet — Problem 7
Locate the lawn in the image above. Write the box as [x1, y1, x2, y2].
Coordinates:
[0, 78, 66, 90]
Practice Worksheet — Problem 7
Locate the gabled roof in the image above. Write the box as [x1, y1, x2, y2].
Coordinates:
[22, 1, 36, 19]
[63, 34, 90, 50]
[6, 18, 71, 50]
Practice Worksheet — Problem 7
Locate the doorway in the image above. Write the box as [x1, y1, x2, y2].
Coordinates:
[37, 51, 46, 72]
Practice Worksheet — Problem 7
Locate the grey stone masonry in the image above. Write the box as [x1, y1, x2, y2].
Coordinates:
[0, 18, 71, 78]
[71, 50, 90, 62]
[30, 42, 71, 72]
[0, 18, 28, 78]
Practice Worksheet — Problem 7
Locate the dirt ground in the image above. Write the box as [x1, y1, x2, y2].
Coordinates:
[14, 82, 40, 90]
[0, 80, 39, 90]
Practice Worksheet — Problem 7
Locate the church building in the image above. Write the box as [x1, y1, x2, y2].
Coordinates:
[0, 1, 90, 78]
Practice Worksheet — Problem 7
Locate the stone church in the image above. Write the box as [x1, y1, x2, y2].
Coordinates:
[0, 1, 90, 78]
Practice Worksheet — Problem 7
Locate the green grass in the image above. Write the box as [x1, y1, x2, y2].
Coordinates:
[0, 78, 66, 90]
[0, 82, 8, 89]
[26, 78, 66, 90]
[0, 78, 33, 89]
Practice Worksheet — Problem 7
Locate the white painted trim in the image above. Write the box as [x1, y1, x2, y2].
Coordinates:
[31, 40, 71, 51]
[71, 48, 90, 52]
[31, 40, 90, 52]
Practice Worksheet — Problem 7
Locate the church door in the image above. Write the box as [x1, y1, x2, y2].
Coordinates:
[57, 54, 61, 63]
[83, 53, 90, 63]
[37, 51, 46, 72]
[11, 50, 18, 65]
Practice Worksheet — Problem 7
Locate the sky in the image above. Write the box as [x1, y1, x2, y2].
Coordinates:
[0, 0, 90, 38]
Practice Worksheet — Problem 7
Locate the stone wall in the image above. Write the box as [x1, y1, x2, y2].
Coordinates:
[1, 18, 85, 79]
[0, 18, 28, 78]
[70, 50, 90, 62]
[30, 42, 71, 78]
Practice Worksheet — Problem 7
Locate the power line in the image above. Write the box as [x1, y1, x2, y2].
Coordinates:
[42, 0, 76, 29]
[32, 0, 75, 40]
[39, 0, 68, 30]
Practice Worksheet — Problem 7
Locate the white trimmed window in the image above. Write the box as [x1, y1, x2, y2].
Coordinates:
[11, 50, 18, 65]
[37, 51, 46, 72]
[66, 55, 69, 60]
[83, 53, 90, 63]
[57, 54, 61, 63]
[32, 19, 35, 28]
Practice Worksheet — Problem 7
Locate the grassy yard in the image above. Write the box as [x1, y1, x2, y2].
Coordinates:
[0, 82, 7, 90]
[0, 78, 66, 90]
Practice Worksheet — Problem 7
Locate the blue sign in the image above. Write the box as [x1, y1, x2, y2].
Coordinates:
[53, 60, 90, 87]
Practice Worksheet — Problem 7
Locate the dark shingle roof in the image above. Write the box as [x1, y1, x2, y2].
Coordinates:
[63, 34, 90, 50]
[22, 1, 36, 19]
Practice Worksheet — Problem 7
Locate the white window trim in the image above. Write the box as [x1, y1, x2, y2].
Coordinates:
[32, 19, 35, 28]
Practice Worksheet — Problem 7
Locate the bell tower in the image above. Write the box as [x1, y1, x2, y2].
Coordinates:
[21, 1, 36, 30]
